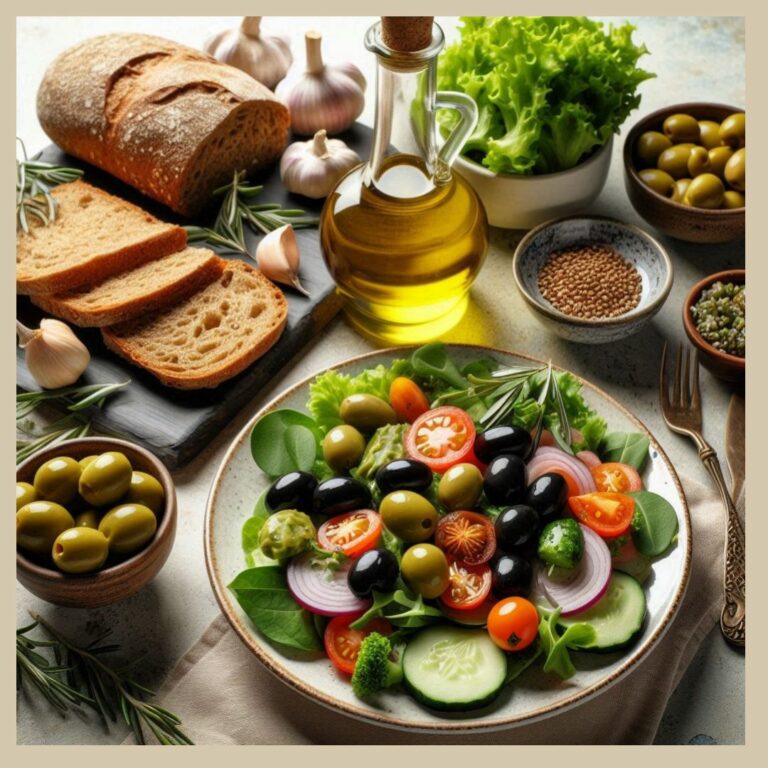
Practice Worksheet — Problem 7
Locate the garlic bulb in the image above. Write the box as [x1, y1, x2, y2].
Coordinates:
[280, 130, 361, 199]
[204, 16, 292, 90]
[276, 31, 366, 136]
[256, 225, 309, 297]
[17, 318, 90, 389]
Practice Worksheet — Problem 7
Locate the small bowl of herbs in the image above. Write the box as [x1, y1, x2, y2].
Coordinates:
[683, 269, 745, 382]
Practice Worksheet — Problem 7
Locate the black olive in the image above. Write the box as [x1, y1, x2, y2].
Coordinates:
[375, 459, 433, 496]
[483, 454, 527, 506]
[313, 477, 372, 517]
[494, 505, 540, 554]
[347, 548, 399, 598]
[524, 473, 569, 528]
[491, 553, 532, 598]
[475, 426, 533, 464]
[265, 471, 318, 513]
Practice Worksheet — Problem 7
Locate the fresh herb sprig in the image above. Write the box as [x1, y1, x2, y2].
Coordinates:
[185, 169, 319, 257]
[17, 615, 193, 745]
[16, 138, 84, 233]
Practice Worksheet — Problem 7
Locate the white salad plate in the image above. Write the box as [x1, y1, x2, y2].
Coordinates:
[205, 344, 691, 734]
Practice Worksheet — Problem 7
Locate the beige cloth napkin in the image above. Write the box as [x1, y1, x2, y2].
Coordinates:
[132, 479, 741, 744]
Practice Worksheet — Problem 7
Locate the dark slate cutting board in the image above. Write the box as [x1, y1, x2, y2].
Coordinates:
[17, 125, 373, 468]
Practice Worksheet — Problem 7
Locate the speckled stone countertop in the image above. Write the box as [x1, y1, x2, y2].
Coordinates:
[16, 15, 745, 745]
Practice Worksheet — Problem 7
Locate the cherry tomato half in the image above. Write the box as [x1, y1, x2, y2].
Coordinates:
[440, 560, 492, 611]
[317, 509, 382, 558]
[591, 462, 643, 494]
[487, 597, 539, 652]
[568, 492, 636, 539]
[324, 614, 392, 675]
[435, 510, 496, 565]
[406, 406, 477, 473]
[389, 377, 430, 423]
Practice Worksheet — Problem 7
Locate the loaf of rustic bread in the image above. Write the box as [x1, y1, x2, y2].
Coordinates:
[37, 34, 290, 216]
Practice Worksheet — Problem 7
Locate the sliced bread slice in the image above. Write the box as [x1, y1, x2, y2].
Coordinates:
[31, 246, 224, 327]
[102, 259, 288, 389]
[16, 180, 187, 295]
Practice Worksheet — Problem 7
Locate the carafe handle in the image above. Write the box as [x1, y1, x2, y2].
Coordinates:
[434, 91, 478, 183]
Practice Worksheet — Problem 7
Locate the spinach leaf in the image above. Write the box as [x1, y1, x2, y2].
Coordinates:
[241, 491, 276, 568]
[505, 640, 543, 684]
[250, 409, 321, 476]
[628, 491, 679, 556]
[228, 566, 322, 652]
[348, 587, 442, 630]
[600, 431, 650, 471]
[538, 609, 596, 679]
[411, 343, 468, 390]
[348, 590, 398, 630]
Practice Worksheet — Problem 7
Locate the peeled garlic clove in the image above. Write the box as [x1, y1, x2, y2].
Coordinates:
[17, 318, 90, 389]
[255, 225, 310, 297]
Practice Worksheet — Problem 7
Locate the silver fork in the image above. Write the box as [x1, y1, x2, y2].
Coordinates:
[660, 342, 745, 647]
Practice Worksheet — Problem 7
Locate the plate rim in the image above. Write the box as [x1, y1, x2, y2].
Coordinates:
[204, 343, 692, 733]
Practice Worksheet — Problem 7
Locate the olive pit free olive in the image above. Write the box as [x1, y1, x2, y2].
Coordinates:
[663, 113, 700, 144]
[722, 190, 746, 209]
[16, 482, 37, 511]
[266, 471, 318, 513]
[78, 455, 99, 470]
[724, 148, 745, 192]
[401, 543, 450, 599]
[379, 490, 438, 543]
[74, 509, 100, 529]
[638, 168, 674, 196]
[494, 505, 541, 554]
[671, 178, 693, 204]
[708, 145, 734, 179]
[483, 454, 527, 507]
[52, 527, 109, 574]
[322, 425, 366, 473]
[491, 553, 533, 598]
[635, 130, 672, 167]
[347, 548, 399, 598]
[719, 112, 745, 149]
[17, 501, 75, 555]
[79, 451, 133, 507]
[313, 476, 372, 517]
[375, 459, 432, 496]
[657, 144, 695, 179]
[438, 463, 484, 511]
[698, 120, 723, 150]
[683, 173, 725, 209]
[687, 146, 711, 177]
[523, 472, 569, 528]
[339, 394, 398, 432]
[474, 425, 533, 464]
[98, 503, 157, 555]
[33, 456, 82, 506]
[124, 471, 165, 513]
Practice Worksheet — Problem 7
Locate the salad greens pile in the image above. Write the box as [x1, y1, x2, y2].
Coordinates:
[437, 16, 655, 174]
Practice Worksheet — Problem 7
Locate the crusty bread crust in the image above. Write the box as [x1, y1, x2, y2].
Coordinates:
[37, 33, 291, 216]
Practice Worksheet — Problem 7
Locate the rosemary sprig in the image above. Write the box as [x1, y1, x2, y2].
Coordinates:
[184, 169, 319, 257]
[17, 616, 193, 745]
[16, 138, 84, 233]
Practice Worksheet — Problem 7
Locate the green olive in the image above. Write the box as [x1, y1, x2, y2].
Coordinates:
[671, 178, 693, 204]
[683, 173, 725, 209]
[52, 527, 109, 574]
[638, 168, 675, 196]
[16, 482, 37, 511]
[259, 509, 316, 560]
[74, 509, 101, 529]
[401, 544, 450, 599]
[698, 120, 723, 150]
[437, 463, 484, 511]
[124, 471, 165, 514]
[719, 112, 745, 149]
[722, 190, 745, 209]
[687, 146, 711, 177]
[17, 501, 75, 555]
[79, 451, 133, 507]
[724, 148, 745, 192]
[79, 455, 99, 470]
[98, 503, 157, 555]
[339, 394, 398, 432]
[33, 456, 81, 506]
[708, 146, 735, 179]
[322, 425, 366, 473]
[379, 491, 438, 543]
[657, 144, 695, 179]
[635, 130, 672, 167]
[663, 113, 700, 144]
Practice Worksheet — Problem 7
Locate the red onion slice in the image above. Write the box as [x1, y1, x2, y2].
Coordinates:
[287, 553, 370, 616]
[535, 524, 611, 616]
[528, 446, 597, 496]
[576, 450, 602, 470]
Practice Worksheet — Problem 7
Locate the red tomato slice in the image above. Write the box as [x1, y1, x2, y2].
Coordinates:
[434, 510, 496, 565]
[323, 615, 392, 675]
[405, 406, 476, 473]
[568, 492, 635, 539]
[389, 377, 430, 423]
[317, 510, 382, 558]
[591, 462, 643, 493]
[440, 560, 492, 611]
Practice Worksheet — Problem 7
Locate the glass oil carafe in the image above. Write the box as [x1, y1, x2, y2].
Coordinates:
[320, 17, 488, 344]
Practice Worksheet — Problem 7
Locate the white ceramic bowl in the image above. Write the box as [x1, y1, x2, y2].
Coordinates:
[453, 137, 613, 230]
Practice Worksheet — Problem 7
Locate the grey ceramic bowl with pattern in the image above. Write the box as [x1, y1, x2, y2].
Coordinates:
[512, 216, 673, 344]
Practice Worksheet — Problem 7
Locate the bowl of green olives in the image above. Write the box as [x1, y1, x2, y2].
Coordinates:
[623, 103, 745, 243]
[16, 437, 176, 608]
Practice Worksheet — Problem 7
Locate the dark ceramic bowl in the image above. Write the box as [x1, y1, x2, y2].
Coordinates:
[16, 437, 176, 608]
[623, 103, 745, 243]
[683, 269, 745, 382]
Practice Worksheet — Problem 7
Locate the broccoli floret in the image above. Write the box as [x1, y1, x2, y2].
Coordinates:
[350, 632, 403, 699]
[538, 519, 584, 569]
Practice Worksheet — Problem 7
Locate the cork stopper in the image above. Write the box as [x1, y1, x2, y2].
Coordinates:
[380, 17, 434, 52]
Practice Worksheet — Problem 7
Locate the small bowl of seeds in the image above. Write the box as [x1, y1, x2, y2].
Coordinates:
[512, 216, 673, 344]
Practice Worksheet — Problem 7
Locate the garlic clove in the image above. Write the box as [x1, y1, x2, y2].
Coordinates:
[17, 318, 90, 390]
[255, 225, 310, 297]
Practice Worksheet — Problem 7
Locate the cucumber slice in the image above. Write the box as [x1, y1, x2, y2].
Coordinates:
[558, 572, 647, 653]
[403, 625, 507, 711]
